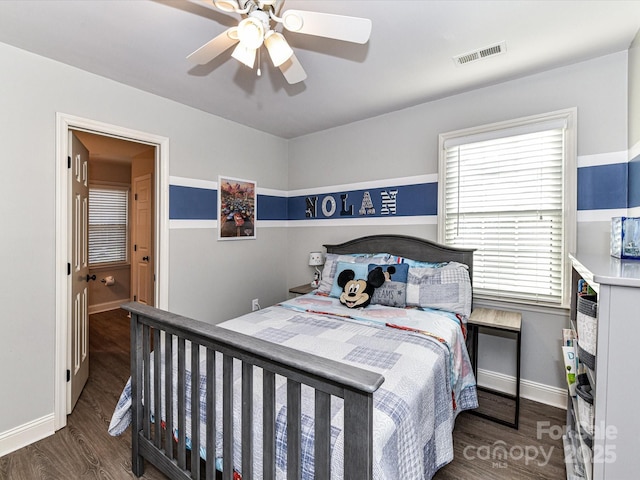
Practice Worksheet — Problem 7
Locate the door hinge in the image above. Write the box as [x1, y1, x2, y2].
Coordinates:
[134, 193, 138, 201]
[67, 263, 71, 275]
[134, 244, 137, 252]
[67, 156, 71, 169]
[133, 295, 137, 302]
[66, 369, 70, 382]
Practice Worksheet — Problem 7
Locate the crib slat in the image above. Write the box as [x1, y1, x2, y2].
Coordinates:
[143, 324, 151, 439]
[153, 328, 162, 448]
[130, 312, 144, 476]
[164, 332, 174, 460]
[177, 337, 187, 469]
[286, 379, 301, 480]
[314, 390, 331, 479]
[205, 349, 216, 480]
[191, 342, 201, 479]
[263, 371, 276, 480]
[241, 363, 253, 480]
[222, 355, 233, 480]
[344, 389, 374, 480]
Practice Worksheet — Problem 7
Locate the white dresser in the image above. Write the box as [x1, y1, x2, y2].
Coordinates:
[568, 253, 640, 480]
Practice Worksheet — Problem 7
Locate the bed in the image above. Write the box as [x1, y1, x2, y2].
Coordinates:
[109, 234, 478, 480]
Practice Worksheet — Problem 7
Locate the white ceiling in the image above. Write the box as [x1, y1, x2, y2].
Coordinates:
[1, 0, 639, 139]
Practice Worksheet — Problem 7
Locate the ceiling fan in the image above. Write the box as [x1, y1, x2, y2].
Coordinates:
[187, 0, 372, 84]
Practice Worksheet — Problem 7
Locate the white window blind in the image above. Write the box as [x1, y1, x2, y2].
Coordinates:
[441, 125, 567, 304]
[89, 187, 128, 265]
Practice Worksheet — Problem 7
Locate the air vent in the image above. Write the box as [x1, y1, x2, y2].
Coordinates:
[453, 41, 506, 66]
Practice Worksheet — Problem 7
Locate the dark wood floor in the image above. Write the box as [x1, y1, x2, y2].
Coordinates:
[1, 309, 567, 480]
[435, 396, 567, 479]
[0, 309, 166, 480]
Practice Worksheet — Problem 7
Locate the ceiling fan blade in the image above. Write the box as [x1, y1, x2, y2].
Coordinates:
[187, 27, 239, 64]
[280, 10, 372, 44]
[279, 52, 307, 84]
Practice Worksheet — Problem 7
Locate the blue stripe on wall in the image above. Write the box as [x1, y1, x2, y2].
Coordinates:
[257, 194, 288, 221]
[169, 185, 217, 219]
[577, 163, 628, 211]
[287, 183, 437, 220]
[169, 187, 287, 221]
[629, 154, 640, 208]
[169, 164, 632, 221]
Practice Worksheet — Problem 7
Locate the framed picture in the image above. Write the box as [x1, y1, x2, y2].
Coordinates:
[218, 176, 257, 240]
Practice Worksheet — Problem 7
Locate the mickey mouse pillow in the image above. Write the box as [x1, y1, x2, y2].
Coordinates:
[336, 266, 386, 309]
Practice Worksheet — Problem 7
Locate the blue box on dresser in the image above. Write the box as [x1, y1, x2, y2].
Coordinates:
[610, 216, 640, 259]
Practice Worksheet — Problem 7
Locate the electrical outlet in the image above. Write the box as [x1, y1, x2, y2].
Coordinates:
[252, 298, 260, 311]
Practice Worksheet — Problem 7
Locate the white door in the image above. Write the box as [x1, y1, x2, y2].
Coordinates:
[132, 174, 154, 305]
[68, 132, 90, 413]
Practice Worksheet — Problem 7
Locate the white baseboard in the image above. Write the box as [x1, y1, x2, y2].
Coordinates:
[88, 299, 129, 315]
[0, 414, 54, 457]
[477, 368, 567, 410]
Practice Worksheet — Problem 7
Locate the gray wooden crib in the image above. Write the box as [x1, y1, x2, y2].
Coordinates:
[123, 235, 475, 480]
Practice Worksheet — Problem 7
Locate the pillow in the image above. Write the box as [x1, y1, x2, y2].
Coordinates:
[317, 253, 398, 295]
[368, 263, 409, 308]
[335, 265, 386, 309]
[400, 258, 449, 269]
[406, 262, 472, 317]
[329, 261, 370, 298]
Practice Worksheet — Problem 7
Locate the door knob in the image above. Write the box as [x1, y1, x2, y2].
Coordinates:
[86, 274, 96, 282]
[142, 256, 149, 262]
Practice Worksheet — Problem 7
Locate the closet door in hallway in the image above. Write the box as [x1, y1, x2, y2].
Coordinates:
[132, 173, 154, 306]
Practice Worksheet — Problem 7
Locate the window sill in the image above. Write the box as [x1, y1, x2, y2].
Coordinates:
[89, 263, 130, 272]
[473, 295, 569, 317]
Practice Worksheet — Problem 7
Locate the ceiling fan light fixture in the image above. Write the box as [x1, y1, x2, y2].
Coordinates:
[227, 26, 239, 41]
[281, 11, 304, 32]
[231, 42, 256, 68]
[213, 0, 239, 13]
[264, 31, 293, 67]
[237, 17, 265, 49]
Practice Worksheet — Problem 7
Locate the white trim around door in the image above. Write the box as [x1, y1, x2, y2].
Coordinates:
[55, 113, 170, 430]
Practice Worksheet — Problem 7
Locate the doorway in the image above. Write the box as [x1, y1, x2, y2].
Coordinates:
[74, 131, 157, 308]
[55, 113, 170, 430]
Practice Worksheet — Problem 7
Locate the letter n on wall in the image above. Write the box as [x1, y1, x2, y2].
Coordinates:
[305, 196, 318, 218]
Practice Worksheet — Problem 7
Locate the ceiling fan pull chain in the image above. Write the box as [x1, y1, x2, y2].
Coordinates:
[257, 47, 261, 76]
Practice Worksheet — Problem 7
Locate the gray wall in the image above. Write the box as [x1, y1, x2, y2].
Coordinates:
[287, 51, 629, 392]
[629, 29, 640, 213]
[630, 30, 640, 151]
[0, 41, 288, 434]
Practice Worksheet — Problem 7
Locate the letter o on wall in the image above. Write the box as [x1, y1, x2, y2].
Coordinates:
[322, 196, 336, 217]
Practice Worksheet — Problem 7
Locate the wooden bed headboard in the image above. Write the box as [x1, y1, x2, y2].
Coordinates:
[324, 234, 475, 284]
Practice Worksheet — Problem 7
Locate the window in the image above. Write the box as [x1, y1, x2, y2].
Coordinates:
[88, 186, 129, 265]
[438, 109, 576, 306]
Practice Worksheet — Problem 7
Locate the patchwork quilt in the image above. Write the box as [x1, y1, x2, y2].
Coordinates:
[109, 293, 477, 480]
